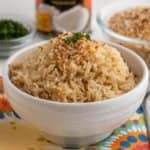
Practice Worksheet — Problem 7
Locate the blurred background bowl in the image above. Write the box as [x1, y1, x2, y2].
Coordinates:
[0, 14, 35, 57]
[97, 0, 150, 68]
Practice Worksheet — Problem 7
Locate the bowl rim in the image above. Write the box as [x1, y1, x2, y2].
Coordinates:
[0, 14, 36, 43]
[3, 41, 149, 106]
[96, 0, 150, 45]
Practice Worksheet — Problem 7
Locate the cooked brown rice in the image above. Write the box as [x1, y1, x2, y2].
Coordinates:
[9, 33, 136, 103]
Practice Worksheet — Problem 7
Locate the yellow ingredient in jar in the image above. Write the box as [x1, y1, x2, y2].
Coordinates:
[36, 11, 52, 32]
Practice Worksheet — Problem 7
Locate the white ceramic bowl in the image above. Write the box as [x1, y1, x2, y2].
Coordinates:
[3, 41, 149, 148]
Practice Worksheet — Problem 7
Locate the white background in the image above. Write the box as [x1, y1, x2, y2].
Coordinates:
[0, 0, 36, 21]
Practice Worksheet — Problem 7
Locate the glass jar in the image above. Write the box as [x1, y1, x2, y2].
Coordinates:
[36, 0, 92, 33]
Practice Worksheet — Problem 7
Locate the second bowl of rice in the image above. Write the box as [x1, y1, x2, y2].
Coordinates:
[3, 33, 149, 148]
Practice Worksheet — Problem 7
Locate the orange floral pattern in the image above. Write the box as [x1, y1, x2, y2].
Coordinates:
[111, 131, 150, 150]
[0, 77, 12, 112]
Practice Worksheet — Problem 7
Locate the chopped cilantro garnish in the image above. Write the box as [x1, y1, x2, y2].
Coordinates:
[0, 19, 29, 40]
[63, 32, 91, 44]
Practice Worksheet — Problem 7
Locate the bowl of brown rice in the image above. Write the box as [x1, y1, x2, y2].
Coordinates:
[3, 33, 149, 148]
[97, 0, 150, 68]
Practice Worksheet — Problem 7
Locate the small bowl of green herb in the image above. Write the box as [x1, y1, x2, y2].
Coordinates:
[0, 15, 35, 56]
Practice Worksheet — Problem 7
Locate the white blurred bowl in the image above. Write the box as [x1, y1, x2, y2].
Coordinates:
[0, 14, 35, 54]
[96, 0, 150, 68]
[3, 41, 149, 148]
